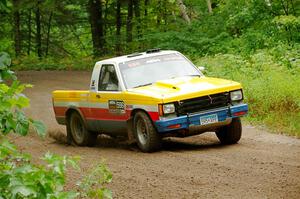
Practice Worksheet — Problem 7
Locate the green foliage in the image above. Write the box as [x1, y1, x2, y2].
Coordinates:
[273, 15, 300, 27]
[273, 15, 300, 44]
[0, 0, 9, 12]
[1, 0, 298, 58]
[0, 53, 113, 198]
[140, 0, 299, 57]
[79, 162, 113, 199]
[0, 52, 79, 199]
[0, 52, 46, 136]
[0, 52, 14, 81]
[0, 140, 113, 199]
[0, 140, 79, 199]
[196, 44, 300, 137]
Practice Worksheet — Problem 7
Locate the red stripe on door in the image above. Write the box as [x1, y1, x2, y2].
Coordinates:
[53, 106, 160, 122]
[87, 107, 130, 121]
[54, 106, 67, 116]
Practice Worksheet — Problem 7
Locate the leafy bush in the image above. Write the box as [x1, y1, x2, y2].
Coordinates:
[0, 52, 45, 136]
[79, 162, 113, 199]
[0, 140, 79, 198]
[273, 15, 300, 43]
[0, 52, 113, 199]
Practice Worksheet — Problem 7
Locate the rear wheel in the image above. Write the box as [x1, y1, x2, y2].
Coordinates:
[216, 118, 242, 144]
[133, 111, 162, 152]
[67, 111, 97, 146]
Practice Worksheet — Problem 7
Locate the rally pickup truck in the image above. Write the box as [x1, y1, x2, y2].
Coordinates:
[52, 49, 248, 152]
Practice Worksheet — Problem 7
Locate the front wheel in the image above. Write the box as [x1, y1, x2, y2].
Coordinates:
[67, 111, 97, 146]
[216, 118, 242, 145]
[133, 111, 162, 152]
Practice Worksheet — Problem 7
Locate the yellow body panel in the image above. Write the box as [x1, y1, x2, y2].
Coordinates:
[53, 90, 89, 101]
[53, 76, 242, 105]
[125, 76, 242, 104]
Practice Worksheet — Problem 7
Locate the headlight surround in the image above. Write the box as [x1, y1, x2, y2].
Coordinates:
[163, 103, 175, 114]
[230, 90, 243, 101]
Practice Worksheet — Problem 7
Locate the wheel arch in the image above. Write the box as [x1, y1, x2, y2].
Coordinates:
[130, 108, 162, 152]
[130, 108, 154, 121]
[130, 108, 159, 131]
[127, 108, 152, 130]
[65, 106, 88, 127]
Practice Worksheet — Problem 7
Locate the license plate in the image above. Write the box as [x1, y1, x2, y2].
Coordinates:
[200, 114, 218, 125]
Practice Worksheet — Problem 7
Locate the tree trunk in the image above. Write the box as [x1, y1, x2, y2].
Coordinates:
[127, 0, 133, 43]
[163, 0, 167, 26]
[177, 0, 190, 24]
[157, 0, 161, 26]
[279, 0, 289, 15]
[144, 0, 148, 17]
[289, 0, 296, 15]
[27, 9, 32, 55]
[116, 0, 121, 55]
[133, 0, 141, 39]
[45, 12, 53, 56]
[13, 0, 21, 57]
[87, 0, 105, 56]
[36, 1, 42, 58]
[144, 0, 149, 30]
[103, 0, 109, 36]
[207, 0, 213, 13]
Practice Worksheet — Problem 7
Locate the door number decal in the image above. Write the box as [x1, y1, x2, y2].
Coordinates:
[108, 100, 125, 114]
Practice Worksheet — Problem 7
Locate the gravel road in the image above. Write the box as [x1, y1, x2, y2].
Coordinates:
[14, 71, 300, 199]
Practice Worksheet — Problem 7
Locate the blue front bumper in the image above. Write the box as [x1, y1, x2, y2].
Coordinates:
[155, 104, 248, 133]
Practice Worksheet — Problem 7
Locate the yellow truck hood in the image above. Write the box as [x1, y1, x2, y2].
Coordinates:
[127, 76, 242, 103]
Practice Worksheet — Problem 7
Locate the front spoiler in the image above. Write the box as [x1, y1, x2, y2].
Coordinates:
[155, 104, 248, 133]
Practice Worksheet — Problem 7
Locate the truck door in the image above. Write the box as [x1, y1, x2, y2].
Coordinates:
[89, 64, 128, 135]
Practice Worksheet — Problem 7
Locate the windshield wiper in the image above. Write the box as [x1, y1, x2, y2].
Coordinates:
[133, 83, 153, 88]
[171, 74, 201, 79]
[185, 74, 201, 77]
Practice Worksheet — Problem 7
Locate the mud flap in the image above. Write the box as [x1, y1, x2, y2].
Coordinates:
[127, 119, 136, 144]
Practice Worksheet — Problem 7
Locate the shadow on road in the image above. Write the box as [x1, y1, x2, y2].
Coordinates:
[162, 137, 225, 152]
[48, 130, 226, 152]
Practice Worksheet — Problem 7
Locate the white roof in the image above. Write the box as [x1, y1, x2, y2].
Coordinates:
[95, 50, 180, 66]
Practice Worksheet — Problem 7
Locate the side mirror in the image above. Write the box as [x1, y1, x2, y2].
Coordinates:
[198, 66, 205, 71]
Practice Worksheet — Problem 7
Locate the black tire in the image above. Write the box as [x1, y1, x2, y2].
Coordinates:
[216, 118, 242, 145]
[67, 111, 97, 146]
[133, 111, 162, 152]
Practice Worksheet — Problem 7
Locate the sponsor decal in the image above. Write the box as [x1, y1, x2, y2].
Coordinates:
[108, 100, 125, 114]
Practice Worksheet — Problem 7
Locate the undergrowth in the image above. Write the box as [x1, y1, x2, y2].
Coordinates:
[195, 45, 300, 137]
[12, 56, 96, 71]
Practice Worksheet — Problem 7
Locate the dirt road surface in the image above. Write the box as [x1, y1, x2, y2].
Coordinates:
[14, 71, 300, 199]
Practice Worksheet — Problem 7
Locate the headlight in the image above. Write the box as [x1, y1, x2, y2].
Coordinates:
[230, 90, 243, 101]
[163, 103, 175, 114]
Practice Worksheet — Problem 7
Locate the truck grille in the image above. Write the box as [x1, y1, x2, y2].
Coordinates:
[176, 92, 229, 115]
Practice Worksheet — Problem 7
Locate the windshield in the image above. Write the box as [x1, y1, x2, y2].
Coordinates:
[119, 53, 202, 89]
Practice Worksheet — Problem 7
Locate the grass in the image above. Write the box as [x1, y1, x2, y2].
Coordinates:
[195, 46, 300, 137]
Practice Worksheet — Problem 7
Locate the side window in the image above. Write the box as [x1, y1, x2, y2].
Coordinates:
[98, 65, 120, 91]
